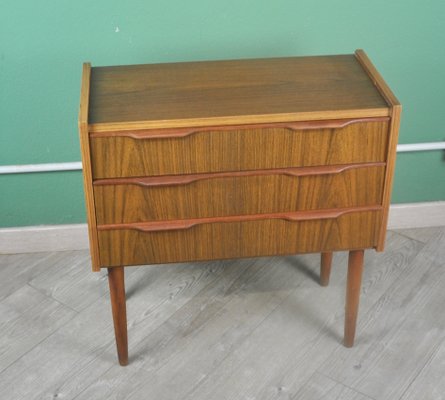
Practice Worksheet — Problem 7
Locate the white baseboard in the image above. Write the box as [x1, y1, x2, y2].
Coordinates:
[0, 202, 444, 254]
[387, 201, 445, 230]
[0, 224, 89, 254]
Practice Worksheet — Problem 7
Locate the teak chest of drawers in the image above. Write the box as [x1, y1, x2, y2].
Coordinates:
[78, 50, 401, 365]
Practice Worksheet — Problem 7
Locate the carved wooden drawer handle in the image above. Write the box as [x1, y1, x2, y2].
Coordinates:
[97, 206, 382, 233]
[90, 117, 389, 139]
[93, 162, 386, 188]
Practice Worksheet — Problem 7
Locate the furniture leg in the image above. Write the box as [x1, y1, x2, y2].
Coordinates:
[320, 252, 333, 286]
[344, 250, 364, 347]
[107, 266, 128, 366]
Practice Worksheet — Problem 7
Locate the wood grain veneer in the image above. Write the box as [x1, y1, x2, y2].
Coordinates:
[377, 105, 401, 250]
[89, 117, 389, 138]
[90, 120, 389, 179]
[93, 162, 385, 187]
[88, 55, 389, 131]
[97, 210, 382, 267]
[79, 50, 401, 362]
[97, 206, 382, 232]
[78, 63, 100, 271]
[355, 49, 402, 250]
[93, 164, 385, 223]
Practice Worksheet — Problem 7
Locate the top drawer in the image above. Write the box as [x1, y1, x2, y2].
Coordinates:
[90, 118, 389, 179]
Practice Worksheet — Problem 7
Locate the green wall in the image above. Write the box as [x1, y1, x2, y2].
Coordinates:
[1, 0, 444, 227]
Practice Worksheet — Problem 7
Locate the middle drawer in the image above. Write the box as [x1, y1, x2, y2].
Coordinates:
[94, 163, 385, 224]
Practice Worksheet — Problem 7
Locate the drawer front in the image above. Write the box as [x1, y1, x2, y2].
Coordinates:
[94, 164, 385, 224]
[97, 209, 382, 267]
[90, 119, 389, 179]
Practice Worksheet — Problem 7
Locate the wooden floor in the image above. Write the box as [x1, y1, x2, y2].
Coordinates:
[0, 227, 444, 400]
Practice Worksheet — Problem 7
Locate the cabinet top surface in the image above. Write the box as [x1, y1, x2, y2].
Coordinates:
[87, 53, 390, 130]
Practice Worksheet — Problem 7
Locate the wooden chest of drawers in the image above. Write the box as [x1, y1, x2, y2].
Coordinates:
[79, 50, 401, 365]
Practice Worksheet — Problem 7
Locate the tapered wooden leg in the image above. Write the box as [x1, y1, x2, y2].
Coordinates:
[107, 267, 128, 366]
[320, 252, 333, 286]
[344, 250, 364, 348]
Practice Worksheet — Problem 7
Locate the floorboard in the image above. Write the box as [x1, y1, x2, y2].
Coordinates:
[400, 335, 445, 400]
[0, 284, 77, 373]
[318, 227, 445, 400]
[294, 372, 375, 400]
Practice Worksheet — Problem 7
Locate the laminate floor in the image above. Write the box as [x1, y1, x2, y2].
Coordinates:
[0, 227, 444, 400]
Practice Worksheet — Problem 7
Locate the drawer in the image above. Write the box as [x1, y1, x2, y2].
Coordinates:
[89, 118, 389, 178]
[97, 208, 382, 267]
[94, 163, 385, 224]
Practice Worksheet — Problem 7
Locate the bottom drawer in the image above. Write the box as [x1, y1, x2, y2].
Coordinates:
[97, 209, 382, 267]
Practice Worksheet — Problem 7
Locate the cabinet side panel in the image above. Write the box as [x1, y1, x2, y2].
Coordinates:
[377, 105, 402, 250]
[79, 63, 101, 271]
[354, 50, 401, 107]
[355, 50, 401, 251]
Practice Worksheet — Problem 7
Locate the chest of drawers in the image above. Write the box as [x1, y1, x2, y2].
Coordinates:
[79, 50, 401, 365]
